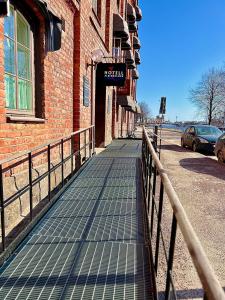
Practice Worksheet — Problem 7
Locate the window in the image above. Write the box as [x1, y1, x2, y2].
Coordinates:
[4, 5, 34, 114]
[92, 0, 101, 20]
[112, 38, 121, 60]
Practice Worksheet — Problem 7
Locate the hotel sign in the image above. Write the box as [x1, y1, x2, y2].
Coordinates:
[97, 63, 126, 86]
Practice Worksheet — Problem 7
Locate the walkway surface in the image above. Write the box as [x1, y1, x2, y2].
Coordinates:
[0, 140, 154, 300]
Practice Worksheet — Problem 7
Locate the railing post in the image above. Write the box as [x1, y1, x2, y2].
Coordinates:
[93, 126, 95, 155]
[48, 145, 51, 201]
[84, 130, 87, 161]
[75, 132, 81, 171]
[89, 128, 91, 158]
[165, 214, 177, 300]
[154, 180, 164, 274]
[159, 136, 162, 160]
[150, 162, 157, 237]
[28, 153, 33, 221]
[71, 135, 74, 173]
[61, 139, 64, 186]
[153, 125, 158, 152]
[0, 165, 5, 252]
[147, 154, 153, 213]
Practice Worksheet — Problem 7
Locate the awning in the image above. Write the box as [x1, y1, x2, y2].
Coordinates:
[135, 50, 141, 64]
[132, 68, 139, 79]
[33, 0, 62, 52]
[117, 95, 133, 107]
[135, 6, 142, 21]
[124, 50, 134, 64]
[127, 62, 136, 70]
[126, 101, 136, 112]
[121, 36, 131, 50]
[127, 3, 136, 23]
[113, 14, 129, 40]
[133, 36, 141, 49]
[128, 21, 137, 33]
[117, 96, 136, 112]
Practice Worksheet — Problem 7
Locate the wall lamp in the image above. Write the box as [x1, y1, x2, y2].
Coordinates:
[86, 49, 104, 69]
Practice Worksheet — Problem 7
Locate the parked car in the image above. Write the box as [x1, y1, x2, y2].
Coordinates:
[181, 125, 222, 153]
[215, 133, 225, 163]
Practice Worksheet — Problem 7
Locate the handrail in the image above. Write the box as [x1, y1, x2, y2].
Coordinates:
[0, 125, 95, 254]
[0, 126, 95, 166]
[143, 126, 225, 300]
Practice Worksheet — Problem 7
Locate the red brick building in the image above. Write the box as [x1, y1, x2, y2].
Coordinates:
[0, 0, 142, 157]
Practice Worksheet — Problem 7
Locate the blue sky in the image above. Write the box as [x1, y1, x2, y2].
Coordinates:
[137, 0, 225, 122]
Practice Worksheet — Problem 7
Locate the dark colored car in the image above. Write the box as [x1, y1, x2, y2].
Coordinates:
[215, 133, 225, 163]
[181, 125, 222, 153]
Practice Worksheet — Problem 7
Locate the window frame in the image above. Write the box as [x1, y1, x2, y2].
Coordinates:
[4, 4, 35, 116]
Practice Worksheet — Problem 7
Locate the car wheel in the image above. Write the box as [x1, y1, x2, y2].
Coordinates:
[217, 151, 224, 163]
[192, 142, 198, 152]
[181, 139, 185, 148]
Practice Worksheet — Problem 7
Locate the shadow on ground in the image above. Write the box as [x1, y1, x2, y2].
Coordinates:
[179, 157, 225, 180]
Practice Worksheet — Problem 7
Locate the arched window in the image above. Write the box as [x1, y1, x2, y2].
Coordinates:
[4, 5, 34, 113]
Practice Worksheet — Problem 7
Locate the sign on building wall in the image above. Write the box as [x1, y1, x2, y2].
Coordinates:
[83, 76, 90, 107]
[96, 63, 126, 86]
[159, 97, 166, 114]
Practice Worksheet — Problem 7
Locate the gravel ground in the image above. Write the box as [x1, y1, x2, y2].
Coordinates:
[151, 129, 225, 298]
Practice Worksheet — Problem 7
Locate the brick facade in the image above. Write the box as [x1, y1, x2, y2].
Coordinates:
[0, 0, 141, 156]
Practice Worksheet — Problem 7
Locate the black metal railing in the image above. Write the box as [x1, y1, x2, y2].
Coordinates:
[142, 126, 225, 300]
[0, 126, 95, 253]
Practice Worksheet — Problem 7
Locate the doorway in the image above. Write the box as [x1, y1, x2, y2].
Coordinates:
[95, 75, 106, 147]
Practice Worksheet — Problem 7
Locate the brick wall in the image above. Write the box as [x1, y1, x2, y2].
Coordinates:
[0, 0, 76, 160]
[0, 0, 139, 157]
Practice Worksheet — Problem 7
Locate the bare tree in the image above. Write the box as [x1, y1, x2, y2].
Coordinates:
[189, 68, 225, 125]
[139, 101, 151, 122]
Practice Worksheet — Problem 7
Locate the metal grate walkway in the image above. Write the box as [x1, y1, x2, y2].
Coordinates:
[0, 140, 155, 300]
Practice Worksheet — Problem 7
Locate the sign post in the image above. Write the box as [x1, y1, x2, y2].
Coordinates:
[158, 97, 166, 159]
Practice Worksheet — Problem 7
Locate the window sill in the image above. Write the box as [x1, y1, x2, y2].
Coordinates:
[7, 115, 46, 123]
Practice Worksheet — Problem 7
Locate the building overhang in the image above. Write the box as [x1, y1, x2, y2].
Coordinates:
[121, 36, 131, 50]
[128, 21, 137, 33]
[133, 36, 141, 49]
[124, 50, 134, 64]
[135, 5, 142, 21]
[135, 50, 141, 64]
[117, 95, 132, 108]
[132, 68, 139, 79]
[127, 61, 136, 70]
[113, 13, 129, 40]
[127, 3, 136, 23]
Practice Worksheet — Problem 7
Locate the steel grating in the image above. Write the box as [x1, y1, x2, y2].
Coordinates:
[0, 140, 155, 299]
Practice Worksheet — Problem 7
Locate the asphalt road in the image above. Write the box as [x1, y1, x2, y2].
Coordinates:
[150, 129, 225, 298]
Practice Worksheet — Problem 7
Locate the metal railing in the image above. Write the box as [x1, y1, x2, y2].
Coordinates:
[0, 126, 95, 253]
[142, 126, 225, 300]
